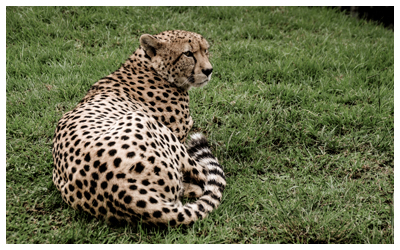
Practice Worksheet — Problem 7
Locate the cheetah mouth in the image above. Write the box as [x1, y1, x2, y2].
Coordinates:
[180, 74, 211, 88]
[195, 73, 212, 87]
[196, 79, 209, 87]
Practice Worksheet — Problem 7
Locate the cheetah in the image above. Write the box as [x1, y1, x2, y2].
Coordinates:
[52, 30, 226, 227]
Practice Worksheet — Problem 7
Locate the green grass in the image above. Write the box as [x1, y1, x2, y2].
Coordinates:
[6, 6, 393, 243]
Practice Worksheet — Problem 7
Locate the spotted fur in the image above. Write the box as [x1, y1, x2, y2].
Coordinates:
[52, 30, 226, 226]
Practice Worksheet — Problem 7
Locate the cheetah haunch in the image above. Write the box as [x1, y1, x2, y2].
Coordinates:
[52, 30, 226, 227]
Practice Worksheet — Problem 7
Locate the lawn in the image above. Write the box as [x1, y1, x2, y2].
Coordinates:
[6, 6, 394, 243]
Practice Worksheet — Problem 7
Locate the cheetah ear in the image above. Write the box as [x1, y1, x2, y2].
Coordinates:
[140, 34, 161, 58]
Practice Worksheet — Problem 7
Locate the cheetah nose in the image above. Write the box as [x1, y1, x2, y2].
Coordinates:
[202, 68, 213, 77]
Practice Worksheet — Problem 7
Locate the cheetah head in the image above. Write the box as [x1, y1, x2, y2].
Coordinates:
[140, 30, 213, 90]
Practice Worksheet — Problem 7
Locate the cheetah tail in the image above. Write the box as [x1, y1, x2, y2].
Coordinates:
[150, 133, 226, 227]
[180, 133, 226, 225]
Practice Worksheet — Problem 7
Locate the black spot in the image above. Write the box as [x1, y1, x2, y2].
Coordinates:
[90, 186, 96, 195]
[153, 211, 162, 218]
[142, 179, 150, 186]
[139, 145, 146, 151]
[135, 134, 143, 140]
[178, 212, 185, 222]
[139, 189, 147, 194]
[68, 184, 74, 192]
[121, 135, 129, 140]
[148, 156, 155, 164]
[162, 207, 170, 213]
[84, 153, 91, 162]
[75, 148, 81, 156]
[92, 199, 98, 207]
[116, 173, 126, 179]
[169, 219, 177, 226]
[97, 149, 105, 157]
[134, 162, 144, 173]
[188, 158, 195, 166]
[124, 195, 132, 204]
[128, 178, 136, 183]
[92, 172, 99, 180]
[118, 190, 126, 199]
[114, 157, 121, 168]
[136, 200, 146, 208]
[77, 191, 82, 199]
[108, 149, 117, 156]
[112, 185, 119, 193]
[106, 172, 114, 181]
[154, 166, 161, 175]
[149, 197, 158, 204]
[129, 185, 137, 190]
[127, 152, 135, 158]
[84, 191, 91, 200]
[99, 162, 107, 173]
[164, 186, 170, 192]
[122, 144, 130, 149]
[184, 208, 192, 217]
[198, 204, 205, 212]
[157, 179, 165, 186]
[93, 160, 100, 168]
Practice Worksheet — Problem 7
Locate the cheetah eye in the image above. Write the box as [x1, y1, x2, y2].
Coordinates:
[183, 51, 194, 57]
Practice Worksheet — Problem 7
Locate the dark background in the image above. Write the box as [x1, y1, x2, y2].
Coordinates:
[332, 6, 394, 30]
